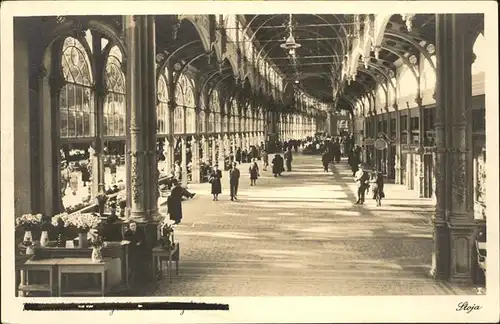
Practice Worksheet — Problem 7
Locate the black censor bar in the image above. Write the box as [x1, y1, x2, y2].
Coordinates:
[24, 302, 230, 312]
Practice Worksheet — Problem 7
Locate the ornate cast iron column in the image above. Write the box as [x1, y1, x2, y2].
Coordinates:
[415, 96, 425, 198]
[181, 136, 188, 187]
[191, 135, 200, 183]
[432, 14, 476, 282]
[406, 101, 412, 190]
[125, 15, 157, 221]
[394, 104, 402, 184]
[217, 134, 225, 168]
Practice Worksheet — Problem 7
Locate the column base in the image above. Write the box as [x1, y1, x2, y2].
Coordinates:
[431, 220, 477, 283]
[128, 212, 148, 223]
[448, 222, 476, 283]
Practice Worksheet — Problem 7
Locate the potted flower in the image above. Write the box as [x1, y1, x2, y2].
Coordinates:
[15, 213, 42, 243]
[23, 240, 35, 255]
[52, 212, 69, 247]
[95, 186, 108, 217]
[88, 229, 104, 262]
[64, 213, 101, 248]
[156, 219, 175, 250]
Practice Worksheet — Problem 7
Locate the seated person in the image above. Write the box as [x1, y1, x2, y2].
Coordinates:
[123, 221, 147, 282]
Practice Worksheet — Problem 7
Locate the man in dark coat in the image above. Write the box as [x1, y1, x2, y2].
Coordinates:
[229, 162, 240, 201]
[321, 150, 332, 172]
[284, 147, 293, 172]
[235, 148, 242, 164]
[271, 154, 281, 177]
[332, 138, 341, 163]
[167, 180, 192, 224]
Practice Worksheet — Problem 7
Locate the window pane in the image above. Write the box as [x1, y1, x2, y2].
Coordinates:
[83, 112, 90, 136]
[68, 111, 76, 137]
[60, 109, 68, 138]
[75, 111, 83, 136]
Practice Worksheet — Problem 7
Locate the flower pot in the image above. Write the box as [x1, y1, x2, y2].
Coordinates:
[91, 247, 103, 263]
[23, 230, 33, 242]
[78, 232, 89, 248]
[25, 246, 35, 255]
[40, 231, 49, 247]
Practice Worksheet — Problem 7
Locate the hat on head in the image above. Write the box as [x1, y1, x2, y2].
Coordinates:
[358, 163, 364, 168]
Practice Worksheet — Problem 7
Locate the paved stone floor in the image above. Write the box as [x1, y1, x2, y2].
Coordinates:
[147, 153, 477, 296]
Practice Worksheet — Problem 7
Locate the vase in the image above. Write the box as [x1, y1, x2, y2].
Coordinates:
[78, 232, 89, 248]
[91, 247, 103, 263]
[40, 231, 49, 247]
[25, 246, 35, 255]
[23, 230, 33, 242]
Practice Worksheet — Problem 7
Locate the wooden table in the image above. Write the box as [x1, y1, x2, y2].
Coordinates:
[18, 258, 59, 297]
[152, 243, 179, 283]
[57, 257, 114, 297]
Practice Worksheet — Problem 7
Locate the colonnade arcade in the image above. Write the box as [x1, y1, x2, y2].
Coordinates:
[14, 15, 322, 221]
[337, 14, 485, 282]
[13, 13, 488, 285]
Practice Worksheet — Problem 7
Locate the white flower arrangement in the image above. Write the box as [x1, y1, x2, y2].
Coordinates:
[51, 212, 69, 227]
[64, 212, 102, 232]
[15, 213, 42, 229]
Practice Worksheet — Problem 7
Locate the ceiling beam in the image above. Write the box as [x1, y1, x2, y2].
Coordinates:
[242, 22, 355, 29]
[273, 62, 335, 66]
[268, 55, 343, 60]
[226, 37, 344, 44]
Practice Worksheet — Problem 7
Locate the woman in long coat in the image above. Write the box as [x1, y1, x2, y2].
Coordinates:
[209, 164, 223, 201]
[249, 159, 260, 186]
[271, 154, 281, 177]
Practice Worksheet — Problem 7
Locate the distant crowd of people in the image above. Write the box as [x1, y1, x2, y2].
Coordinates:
[312, 133, 386, 207]
[208, 140, 297, 202]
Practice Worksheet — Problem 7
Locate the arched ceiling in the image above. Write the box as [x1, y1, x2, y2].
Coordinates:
[242, 14, 351, 103]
